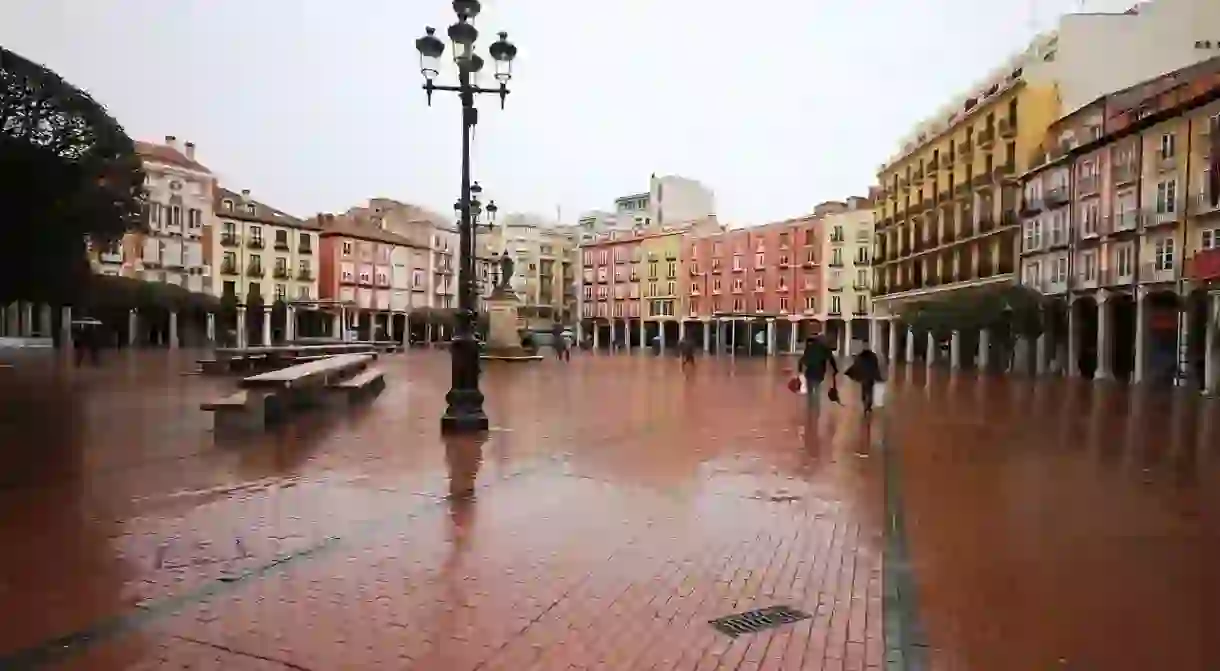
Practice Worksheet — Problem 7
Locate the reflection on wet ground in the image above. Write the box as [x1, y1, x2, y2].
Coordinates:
[0, 351, 884, 670]
[0, 350, 1214, 669]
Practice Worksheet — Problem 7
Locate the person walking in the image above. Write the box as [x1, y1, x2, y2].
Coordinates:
[797, 335, 838, 411]
[556, 329, 572, 362]
[679, 334, 697, 369]
[845, 346, 884, 414]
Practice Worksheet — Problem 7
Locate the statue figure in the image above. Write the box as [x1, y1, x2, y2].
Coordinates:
[497, 253, 514, 290]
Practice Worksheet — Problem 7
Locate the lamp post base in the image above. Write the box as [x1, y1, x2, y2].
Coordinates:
[440, 385, 488, 434]
[440, 410, 490, 433]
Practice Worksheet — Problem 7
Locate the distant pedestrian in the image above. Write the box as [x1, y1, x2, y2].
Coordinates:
[679, 335, 697, 369]
[797, 335, 839, 412]
[72, 321, 101, 367]
[845, 346, 884, 414]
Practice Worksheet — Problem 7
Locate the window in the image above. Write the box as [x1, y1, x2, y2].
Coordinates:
[1025, 261, 1041, 286]
[855, 295, 867, 314]
[805, 249, 817, 264]
[297, 286, 311, 300]
[274, 257, 287, 273]
[298, 259, 311, 277]
[1049, 211, 1066, 245]
[249, 254, 262, 272]
[1156, 180, 1178, 213]
[1154, 238, 1174, 271]
[1053, 256, 1068, 283]
[830, 295, 841, 314]
[170, 205, 182, 227]
[804, 229, 815, 245]
[1116, 245, 1134, 276]
[733, 298, 744, 312]
[856, 269, 868, 287]
[713, 278, 722, 293]
[222, 251, 236, 269]
[376, 271, 388, 285]
[754, 298, 764, 312]
[732, 255, 742, 271]
[275, 229, 288, 247]
[342, 241, 353, 256]
[755, 276, 765, 290]
[1159, 132, 1175, 159]
[667, 261, 676, 278]
[246, 203, 257, 215]
[222, 221, 236, 239]
[223, 199, 233, 211]
[188, 208, 202, 228]
[755, 252, 765, 268]
[1081, 202, 1100, 236]
[804, 295, 816, 311]
[275, 284, 287, 300]
[732, 278, 744, 292]
[780, 297, 790, 312]
[648, 260, 658, 279]
[666, 281, 675, 296]
[359, 269, 371, 283]
[1203, 228, 1219, 250]
[1081, 251, 1097, 281]
[831, 248, 843, 265]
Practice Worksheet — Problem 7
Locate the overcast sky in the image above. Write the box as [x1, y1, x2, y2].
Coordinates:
[5, 0, 1135, 226]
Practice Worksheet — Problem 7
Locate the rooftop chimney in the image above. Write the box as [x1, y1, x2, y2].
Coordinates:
[241, 189, 251, 200]
[164, 135, 178, 149]
[184, 141, 196, 159]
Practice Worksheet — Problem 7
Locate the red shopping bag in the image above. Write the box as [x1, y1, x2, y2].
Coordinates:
[787, 376, 803, 393]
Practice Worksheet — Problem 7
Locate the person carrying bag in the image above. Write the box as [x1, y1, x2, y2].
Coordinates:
[845, 346, 885, 414]
[795, 335, 839, 412]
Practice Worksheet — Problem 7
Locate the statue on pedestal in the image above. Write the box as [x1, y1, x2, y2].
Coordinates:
[497, 253, 514, 291]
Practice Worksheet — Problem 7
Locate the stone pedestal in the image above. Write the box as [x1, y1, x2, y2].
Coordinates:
[481, 293, 541, 362]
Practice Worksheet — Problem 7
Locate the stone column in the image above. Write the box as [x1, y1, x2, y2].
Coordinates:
[950, 330, 961, 369]
[868, 319, 880, 352]
[332, 311, 341, 339]
[791, 321, 800, 354]
[925, 332, 935, 368]
[678, 319, 686, 345]
[386, 311, 394, 342]
[766, 318, 775, 356]
[127, 309, 138, 347]
[1204, 293, 1218, 395]
[39, 304, 52, 337]
[659, 322, 667, 354]
[169, 311, 179, 350]
[60, 306, 73, 354]
[1133, 288, 1147, 384]
[979, 329, 991, 371]
[703, 320, 711, 353]
[237, 306, 248, 349]
[888, 320, 899, 366]
[261, 308, 272, 346]
[609, 320, 617, 348]
[21, 302, 34, 337]
[638, 318, 645, 349]
[841, 318, 852, 356]
[905, 326, 915, 363]
[6, 302, 19, 336]
[593, 323, 601, 349]
[575, 322, 583, 345]
[1035, 333, 1049, 376]
[1066, 301, 1078, 377]
[1095, 293, 1112, 380]
[729, 319, 737, 354]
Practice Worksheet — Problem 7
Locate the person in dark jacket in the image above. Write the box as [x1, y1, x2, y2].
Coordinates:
[797, 335, 838, 410]
[679, 335, 697, 369]
[845, 347, 884, 413]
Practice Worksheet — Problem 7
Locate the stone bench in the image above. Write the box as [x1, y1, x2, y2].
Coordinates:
[328, 367, 386, 404]
[200, 389, 279, 435]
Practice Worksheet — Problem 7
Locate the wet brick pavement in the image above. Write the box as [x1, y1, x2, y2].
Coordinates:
[0, 348, 1215, 669]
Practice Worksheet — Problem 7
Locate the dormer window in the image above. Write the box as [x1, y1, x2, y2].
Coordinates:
[222, 199, 233, 210]
[246, 204, 256, 215]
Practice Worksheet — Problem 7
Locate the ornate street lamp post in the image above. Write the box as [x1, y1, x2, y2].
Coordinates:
[416, 1, 517, 433]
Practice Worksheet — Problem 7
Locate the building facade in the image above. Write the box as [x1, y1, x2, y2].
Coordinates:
[1017, 56, 1220, 392]
[871, 0, 1220, 363]
[212, 188, 320, 304]
[818, 199, 875, 347]
[485, 213, 578, 324]
[94, 136, 214, 291]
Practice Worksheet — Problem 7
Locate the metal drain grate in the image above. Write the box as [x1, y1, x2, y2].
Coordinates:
[709, 605, 811, 638]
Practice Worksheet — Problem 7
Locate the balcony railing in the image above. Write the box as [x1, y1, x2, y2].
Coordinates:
[246, 265, 264, 278]
[998, 117, 1017, 138]
[1110, 211, 1139, 233]
[959, 140, 974, 161]
[248, 238, 265, 249]
[220, 263, 238, 275]
[297, 269, 313, 281]
[1077, 175, 1100, 196]
[1197, 190, 1220, 213]
[1156, 152, 1177, 172]
[272, 267, 291, 279]
[1112, 163, 1138, 185]
[274, 241, 290, 251]
[1075, 270, 1100, 289]
[1186, 248, 1220, 281]
[978, 127, 996, 147]
[1101, 267, 1134, 286]
[1044, 186, 1069, 208]
[1143, 205, 1182, 228]
[1020, 198, 1044, 216]
[220, 235, 240, 248]
[1140, 261, 1176, 284]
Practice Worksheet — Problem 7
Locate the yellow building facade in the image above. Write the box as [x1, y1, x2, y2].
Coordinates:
[641, 231, 684, 321]
[872, 78, 1060, 316]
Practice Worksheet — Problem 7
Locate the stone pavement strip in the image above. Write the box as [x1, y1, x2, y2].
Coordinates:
[0, 351, 888, 670]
